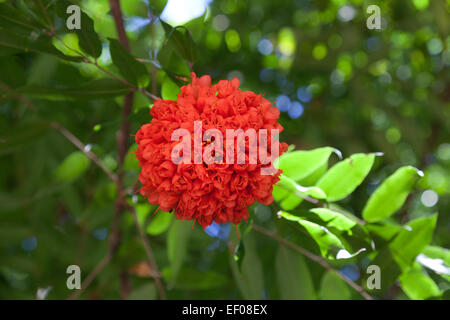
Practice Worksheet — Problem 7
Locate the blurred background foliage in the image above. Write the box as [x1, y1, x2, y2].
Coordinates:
[0, 0, 449, 300]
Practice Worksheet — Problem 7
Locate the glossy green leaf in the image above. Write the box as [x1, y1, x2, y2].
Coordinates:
[275, 245, 316, 299]
[161, 76, 180, 100]
[317, 153, 377, 201]
[276, 147, 339, 181]
[366, 220, 403, 241]
[279, 211, 344, 258]
[109, 38, 149, 88]
[309, 208, 357, 234]
[363, 166, 423, 222]
[319, 270, 351, 300]
[422, 246, 450, 266]
[399, 266, 441, 300]
[389, 214, 437, 269]
[274, 175, 326, 210]
[53, 151, 90, 183]
[146, 211, 173, 235]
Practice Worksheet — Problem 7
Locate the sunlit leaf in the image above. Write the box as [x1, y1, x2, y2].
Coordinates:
[279, 211, 345, 259]
[363, 166, 423, 222]
[147, 211, 173, 235]
[276, 147, 339, 181]
[316, 153, 377, 202]
[309, 208, 357, 234]
[389, 214, 437, 269]
[399, 266, 441, 300]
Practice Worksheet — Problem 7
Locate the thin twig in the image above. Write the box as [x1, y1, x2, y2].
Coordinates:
[252, 224, 373, 300]
[50, 122, 118, 183]
[126, 203, 167, 299]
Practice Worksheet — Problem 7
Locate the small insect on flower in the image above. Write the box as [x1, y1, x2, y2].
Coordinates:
[135, 73, 288, 229]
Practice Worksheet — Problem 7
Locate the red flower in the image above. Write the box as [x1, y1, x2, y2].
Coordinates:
[135, 73, 288, 229]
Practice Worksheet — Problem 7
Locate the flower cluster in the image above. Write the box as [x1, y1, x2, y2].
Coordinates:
[135, 73, 288, 228]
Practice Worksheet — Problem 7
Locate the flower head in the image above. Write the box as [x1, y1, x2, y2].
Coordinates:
[135, 73, 288, 229]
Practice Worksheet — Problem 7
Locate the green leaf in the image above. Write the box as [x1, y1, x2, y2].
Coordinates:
[109, 38, 149, 88]
[56, 1, 102, 58]
[316, 153, 377, 202]
[167, 219, 192, 283]
[53, 151, 90, 183]
[319, 270, 351, 300]
[399, 266, 441, 300]
[157, 41, 191, 77]
[422, 246, 450, 266]
[362, 166, 423, 222]
[273, 175, 326, 210]
[0, 29, 82, 62]
[16, 79, 131, 100]
[279, 211, 345, 259]
[161, 76, 180, 100]
[73, 12, 102, 58]
[276, 147, 339, 182]
[389, 214, 437, 269]
[162, 267, 227, 290]
[366, 220, 403, 241]
[161, 21, 197, 64]
[240, 233, 264, 299]
[275, 245, 316, 299]
[0, 3, 41, 32]
[146, 211, 173, 235]
[309, 208, 357, 234]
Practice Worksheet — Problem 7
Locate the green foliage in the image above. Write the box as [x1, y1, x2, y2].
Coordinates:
[17, 79, 131, 100]
[363, 166, 423, 222]
[167, 220, 192, 283]
[146, 211, 173, 235]
[399, 265, 442, 300]
[275, 246, 316, 299]
[316, 153, 377, 201]
[53, 151, 90, 182]
[319, 271, 351, 300]
[389, 214, 437, 269]
[0, 0, 448, 301]
[109, 38, 149, 88]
